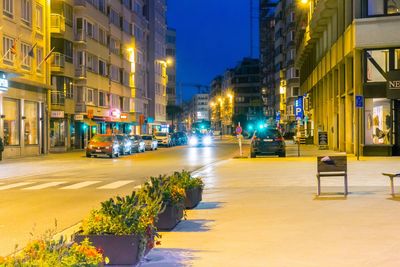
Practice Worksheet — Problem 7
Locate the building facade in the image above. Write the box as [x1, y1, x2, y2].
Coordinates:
[296, 0, 400, 156]
[210, 58, 263, 134]
[259, 0, 277, 118]
[274, 0, 300, 134]
[166, 27, 176, 105]
[146, 0, 168, 133]
[0, 0, 51, 158]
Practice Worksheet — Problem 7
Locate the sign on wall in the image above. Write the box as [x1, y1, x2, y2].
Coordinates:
[387, 70, 400, 99]
[0, 72, 9, 92]
[51, 110, 64, 118]
[295, 96, 304, 120]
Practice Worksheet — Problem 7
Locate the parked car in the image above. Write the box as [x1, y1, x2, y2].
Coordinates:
[154, 132, 172, 147]
[173, 132, 188, 146]
[86, 134, 120, 158]
[141, 134, 158, 151]
[250, 128, 286, 158]
[116, 134, 132, 155]
[129, 135, 146, 153]
[188, 132, 213, 147]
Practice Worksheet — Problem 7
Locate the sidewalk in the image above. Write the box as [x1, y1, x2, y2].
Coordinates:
[143, 156, 400, 267]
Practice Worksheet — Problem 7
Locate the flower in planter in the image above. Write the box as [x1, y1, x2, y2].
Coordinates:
[0, 237, 107, 266]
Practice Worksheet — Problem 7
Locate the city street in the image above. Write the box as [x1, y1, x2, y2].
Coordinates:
[0, 140, 237, 256]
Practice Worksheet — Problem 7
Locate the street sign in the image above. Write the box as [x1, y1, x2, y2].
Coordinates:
[236, 126, 242, 135]
[295, 96, 304, 120]
[355, 95, 363, 108]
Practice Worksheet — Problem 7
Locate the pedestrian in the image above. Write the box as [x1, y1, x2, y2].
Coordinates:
[0, 136, 4, 161]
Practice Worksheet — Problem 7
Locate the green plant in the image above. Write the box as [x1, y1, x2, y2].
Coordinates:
[171, 170, 204, 190]
[0, 236, 106, 267]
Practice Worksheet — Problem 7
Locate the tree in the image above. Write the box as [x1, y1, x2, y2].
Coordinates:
[166, 104, 183, 131]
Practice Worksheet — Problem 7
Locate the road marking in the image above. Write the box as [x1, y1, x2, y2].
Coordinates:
[23, 182, 67, 190]
[97, 180, 134, 189]
[134, 185, 142, 190]
[0, 182, 36, 190]
[61, 181, 102, 190]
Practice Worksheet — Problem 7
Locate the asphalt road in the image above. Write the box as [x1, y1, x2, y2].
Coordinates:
[0, 141, 238, 256]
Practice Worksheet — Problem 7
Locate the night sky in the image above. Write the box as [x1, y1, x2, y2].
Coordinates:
[167, 0, 259, 101]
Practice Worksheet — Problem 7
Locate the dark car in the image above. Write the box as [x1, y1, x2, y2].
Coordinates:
[250, 128, 286, 157]
[86, 134, 120, 158]
[115, 134, 132, 155]
[129, 135, 146, 153]
[171, 132, 184, 146]
[175, 132, 188, 145]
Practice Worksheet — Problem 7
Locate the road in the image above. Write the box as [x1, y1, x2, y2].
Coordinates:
[0, 140, 238, 256]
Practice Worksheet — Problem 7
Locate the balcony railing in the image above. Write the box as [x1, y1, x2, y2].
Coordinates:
[51, 91, 73, 105]
[75, 29, 87, 43]
[50, 14, 65, 34]
[51, 52, 65, 72]
[75, 66, 87, 78]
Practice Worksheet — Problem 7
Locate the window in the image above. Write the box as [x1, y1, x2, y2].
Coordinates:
[50, 119, 65, 147]
[21, 0, 32, 26]
[3, 98, 20, 146]
[36, 46, 43, 72]
[2, 36, 15, 64]
[109, 8, 120, 27]
[110, 65, 120, 82]
[98, 27, 107, 45]
[24, 101, 38, 145]
[365, 98, 392, 145]
[292, 87, 299, 96]
[35, 4, 42, 31]
[86, 21, 94, 39]
[109, 37, 120, 55]
[87, 88, 94, 104]
[366, 49, 389, 82]
[99, 91, 107, 107]
[99, 59, 107, 76]
[63, 3, 73, 26]
[3, 0, 14, 18]
[21, 42, 31, 70]
[368, 0, 400, 16]
[122, 19, 131, 35]
[98, 0, 106, 13]
[133, 1, 142, 14]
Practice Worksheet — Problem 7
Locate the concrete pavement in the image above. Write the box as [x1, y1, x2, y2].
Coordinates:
[143, 156, 400, 267]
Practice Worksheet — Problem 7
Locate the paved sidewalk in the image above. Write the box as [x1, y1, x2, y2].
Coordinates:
[143, 156, 400, 267]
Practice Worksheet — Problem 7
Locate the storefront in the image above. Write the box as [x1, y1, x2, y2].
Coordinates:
[363, 48, 400, 156]
[0, 73, 47, 159]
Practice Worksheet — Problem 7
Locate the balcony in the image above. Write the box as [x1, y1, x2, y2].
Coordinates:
[51, 52, 65, 73]
[50, 14, 65, 34]
[75, 66, 87, 79]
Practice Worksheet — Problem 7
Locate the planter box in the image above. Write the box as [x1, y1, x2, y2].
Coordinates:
[185, 187, 203, 209]
[75, 234, 141, 266]
[155, 203, 184, 230]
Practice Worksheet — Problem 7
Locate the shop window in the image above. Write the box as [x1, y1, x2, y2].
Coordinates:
[366, 49, 389, 82]
[365, 98, 392, 145]
[3, 98, 20, 146]
[24, 101, 38, 145]
[50, 119, 65, 147]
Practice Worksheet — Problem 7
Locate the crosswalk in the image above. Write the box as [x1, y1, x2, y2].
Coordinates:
[0, 180, 138, 191]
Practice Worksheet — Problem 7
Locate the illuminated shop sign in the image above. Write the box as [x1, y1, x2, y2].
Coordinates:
[387, 70, 400, 99]
[0, 72, 8, 92]
[110, 109, 121, 118]
[295, 96, 304, 120]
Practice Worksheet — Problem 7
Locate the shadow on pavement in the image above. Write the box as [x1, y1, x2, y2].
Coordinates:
[313, 193, 348, 201]
[172, 220, 214, 232]
[141, 248, 203, 267]
[195, 201, 224, 210]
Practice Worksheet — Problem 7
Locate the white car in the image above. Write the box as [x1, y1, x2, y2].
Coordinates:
[154, 132, 172, 147]
[141, 135, 158, 151]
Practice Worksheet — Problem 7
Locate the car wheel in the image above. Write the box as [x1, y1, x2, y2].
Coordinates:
[278, 152, 286, 158]
[110, 153, 114, 158]
[250, 152, 256, 158]
[86, 153, 91, 158]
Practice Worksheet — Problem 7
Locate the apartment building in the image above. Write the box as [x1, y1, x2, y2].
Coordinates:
[48, 0, 153, 151]
[296, 0, 400, 156]
[274, 0, 300, 134]
[0, 0, 51, 158]
[146, 0, 167, 133]
[210, 75, 223, 132]
[166, 27, 176, 105]
[259, 0, 277, 118]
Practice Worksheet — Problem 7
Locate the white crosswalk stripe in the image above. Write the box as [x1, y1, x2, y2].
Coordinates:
[0, 182, 36, 190]
[97, 180, 135, 189]
[61, 181, 102, 190]
[134, 185, 142, 190]
[23, 182, 67, 190]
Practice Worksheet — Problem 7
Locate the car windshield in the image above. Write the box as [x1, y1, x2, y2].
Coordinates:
[91, 135, 112, 142]
[255, 129, 280, 139]
[155, 132, 167, 137]
[142, 135, 152, 140]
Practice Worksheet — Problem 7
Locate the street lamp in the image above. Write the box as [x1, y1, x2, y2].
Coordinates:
[300, 0, 309, 4]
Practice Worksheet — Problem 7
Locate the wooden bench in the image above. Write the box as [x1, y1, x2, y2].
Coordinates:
[382, 173, 400, 196]
[316, 156, 348, 196]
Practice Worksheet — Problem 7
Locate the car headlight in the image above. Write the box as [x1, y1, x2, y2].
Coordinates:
[88, 144, 93, 149]
[203, 136, 212, 145]
[189, 137, 198, 146]
[105, 146, 110, 149]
